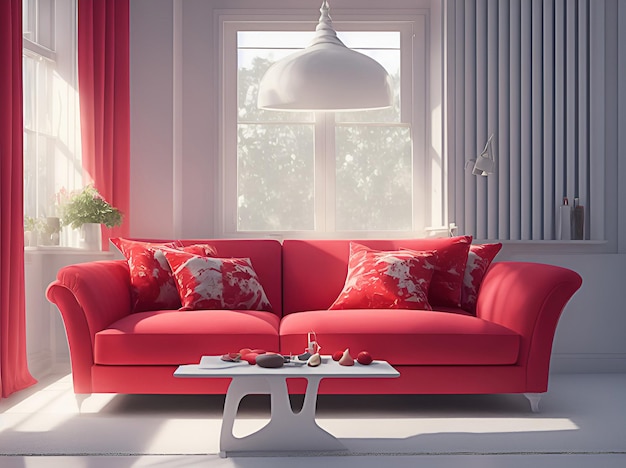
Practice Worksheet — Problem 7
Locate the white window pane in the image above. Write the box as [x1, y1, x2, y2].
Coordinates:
[337, 31, 400, 49]
[238, 31, 312, 49]
[36, 0, 55, 50]
[35, 59, 53, 134]
[335, 126, 412, 231]
[237, 124, 315, 231]
[22, 0, 36, 41]
[239, 31, 400, 50]
[23, 131, 38, 218]
[22, 56, 35, 130]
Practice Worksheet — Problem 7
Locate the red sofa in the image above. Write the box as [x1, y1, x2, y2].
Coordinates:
[46, 238, 582, 411]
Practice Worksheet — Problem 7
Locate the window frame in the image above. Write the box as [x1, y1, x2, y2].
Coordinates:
[218, 8, 437, 239]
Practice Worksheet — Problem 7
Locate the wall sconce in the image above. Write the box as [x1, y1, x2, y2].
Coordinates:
[257, 1, 393, 112]
[467, 134, 496, 176]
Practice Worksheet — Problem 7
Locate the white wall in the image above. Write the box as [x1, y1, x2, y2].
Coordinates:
[25, 249, 114, 378]
[497, 248, 626, 374]
[129, 0, 626, 373]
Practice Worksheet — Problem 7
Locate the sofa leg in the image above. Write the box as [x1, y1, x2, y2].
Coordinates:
[524, 393, 542, 413]
[75, 393, 90, 412]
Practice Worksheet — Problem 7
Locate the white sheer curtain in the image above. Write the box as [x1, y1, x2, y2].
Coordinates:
[22, 0, 83, 247]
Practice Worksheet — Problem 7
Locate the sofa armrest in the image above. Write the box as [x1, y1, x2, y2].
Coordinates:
[476, 261, 582, 390]
[46, 260, 131, 393]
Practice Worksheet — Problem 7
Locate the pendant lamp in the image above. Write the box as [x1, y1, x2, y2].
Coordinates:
[257, 1, 393, 112]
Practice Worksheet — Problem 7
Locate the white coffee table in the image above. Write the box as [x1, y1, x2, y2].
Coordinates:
[174, 355, 399, 457]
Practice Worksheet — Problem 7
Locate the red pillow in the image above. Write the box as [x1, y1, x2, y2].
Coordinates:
[180, 243, 218, 257]
[403, 235, 472, 308]
[111, 238, 218, 312]
[460, 243, 503, 314]
[329, 242, 437, 311]
[162, 249, 273, 312]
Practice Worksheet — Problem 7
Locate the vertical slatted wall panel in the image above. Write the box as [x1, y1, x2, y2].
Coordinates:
[497, 0, 510, 239]
[564, 0, 578, 203]
[445, 0, 597, 240]
[554, 0, 566, 233]
[509, 0, 522, 239]
[577, 0, 589, 240]
[464, 1, 477, 236]
[589, 3, 604, 241]
[619, 0, 626, 253]
[520, 0, 532, 240]
[475, 0, 488, 239]
[453, 0, 466, 233]
[486, 0, 499, 239]
[542, 0, 556, 240]
[531, 0, 544, 240]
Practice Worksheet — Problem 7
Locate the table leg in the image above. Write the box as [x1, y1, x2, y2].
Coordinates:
[220, 376, 269, 455]
[219, 376, 345, 457]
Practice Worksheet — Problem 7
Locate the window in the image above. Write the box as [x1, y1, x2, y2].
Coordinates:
[22, 0, 82, 246]
[220, 11, 434, 238]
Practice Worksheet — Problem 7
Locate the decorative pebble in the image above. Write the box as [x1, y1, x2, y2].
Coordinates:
[298, 351, 312, 361]
[256, 353, 285, 368]
[338, 348, 354, 366]
[357, 351, 373, 365]
[307, 353, 321, 367]
[242, 352, 259, 365]
[332, 350, 343, 361]
[221, 352, 241, 362]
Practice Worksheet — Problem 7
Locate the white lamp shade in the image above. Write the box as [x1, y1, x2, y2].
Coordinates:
[257, 1, 393, 112]
[471, 134, 496, 176]
[472, 154, 496, 176]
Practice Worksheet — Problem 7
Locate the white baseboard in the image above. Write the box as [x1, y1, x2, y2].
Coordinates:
[28, 351, 71, 380]
[27, 351, 54, 380]
[550, 353, 626, 374]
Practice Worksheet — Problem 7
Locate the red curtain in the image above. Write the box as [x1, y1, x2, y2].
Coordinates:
[0, 0, 37, 398]
[78, 0, 131, 248]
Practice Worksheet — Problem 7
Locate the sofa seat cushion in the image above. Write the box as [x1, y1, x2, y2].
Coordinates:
[94, 310, 280, 365]
[279, 309, 520, 366]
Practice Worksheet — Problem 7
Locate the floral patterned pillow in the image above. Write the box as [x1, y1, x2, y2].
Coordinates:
[111, 238, 217, 312]
[329, 242, 437, 311]
[179, 243, 218, 257]
[403, 235, 473, 308]
[460, 243, 503, 314]
[162, 249, 273, 312]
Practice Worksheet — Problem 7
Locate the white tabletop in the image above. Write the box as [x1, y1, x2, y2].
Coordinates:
[174, 355, 399, 379]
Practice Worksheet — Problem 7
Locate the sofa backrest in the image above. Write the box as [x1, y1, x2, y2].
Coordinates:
[159, 238, 283, 316]
[282, 238, 466, 315]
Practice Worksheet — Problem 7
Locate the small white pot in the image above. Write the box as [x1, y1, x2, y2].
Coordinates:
[79, 223, 102, 250]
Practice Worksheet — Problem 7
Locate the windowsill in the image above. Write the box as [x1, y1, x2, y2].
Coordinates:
[481, 239, 613, 256]
[24, 246, 114, 256]
[477, 239, 607, 245]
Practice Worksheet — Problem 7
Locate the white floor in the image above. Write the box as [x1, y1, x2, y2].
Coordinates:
[1, 372, 625, 468]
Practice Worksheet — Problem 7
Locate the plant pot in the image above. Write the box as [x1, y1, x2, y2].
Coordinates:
[79, 223, 102, 250]
[46, 217, 61, 246]
[24, 230, 33, 247]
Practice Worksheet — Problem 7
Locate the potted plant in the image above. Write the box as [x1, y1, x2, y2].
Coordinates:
[59, 185, 123, 249]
